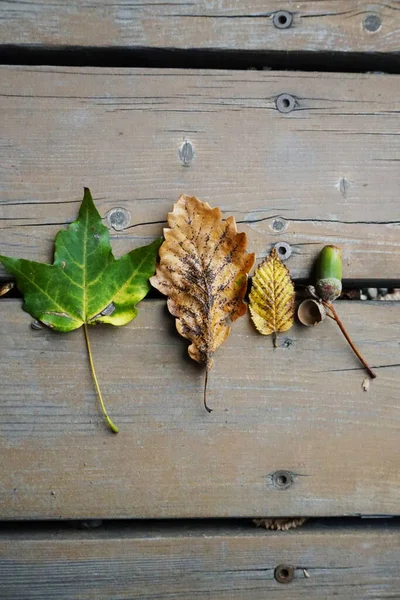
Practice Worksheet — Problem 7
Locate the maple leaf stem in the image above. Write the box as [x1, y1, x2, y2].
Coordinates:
[322, 301, 377, 379]
[204, 369, 212, 413]
[83, 322, 119, 433]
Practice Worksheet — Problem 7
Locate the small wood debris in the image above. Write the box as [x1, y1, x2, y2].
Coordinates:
[0, 282, 14, 297]
[379, 289, 400, 301]
[253, 517, 307, 531]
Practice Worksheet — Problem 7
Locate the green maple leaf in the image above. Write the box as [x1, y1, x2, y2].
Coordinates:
[0, 188, 161, 433]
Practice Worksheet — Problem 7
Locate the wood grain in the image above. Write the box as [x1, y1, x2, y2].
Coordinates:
[0, 521, 399, 599]
[0, 299, 399, 519]
[1, 66, 399, 281]
[0, 1, 399, 54]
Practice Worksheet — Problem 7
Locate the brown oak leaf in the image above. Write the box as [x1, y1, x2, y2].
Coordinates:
[150, 195, 255, 412]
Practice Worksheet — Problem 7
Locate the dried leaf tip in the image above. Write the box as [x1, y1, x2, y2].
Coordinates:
[150, 194, 255, 411]
[249, 248, 295, 346]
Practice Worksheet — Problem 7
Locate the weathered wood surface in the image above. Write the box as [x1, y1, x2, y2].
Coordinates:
[0, 299, 399, 519]
[1, 66, 400, 281]
[0, 521, 399, 599]
[1, 1, 399, 54]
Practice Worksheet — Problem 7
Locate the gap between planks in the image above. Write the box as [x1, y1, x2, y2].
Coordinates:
[1, 47, 400, 75]
[0, 519, 399, 600]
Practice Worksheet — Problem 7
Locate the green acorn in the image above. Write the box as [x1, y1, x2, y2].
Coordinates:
[316, 245, 342, 302]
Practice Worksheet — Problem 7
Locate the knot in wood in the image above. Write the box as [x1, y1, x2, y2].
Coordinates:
[363, 14, 381, 32]
[179, 139, 194, 166]
[106, 207, 131, 231]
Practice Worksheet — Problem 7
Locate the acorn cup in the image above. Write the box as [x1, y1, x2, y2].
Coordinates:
[297, 298, 326, 327]
[315, 245, 342, 302]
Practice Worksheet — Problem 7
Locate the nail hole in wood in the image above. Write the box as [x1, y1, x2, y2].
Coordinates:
[274, 242, 292, 260]
[275, 564, 295, 584]
[276, 93, 296, 114]
[272, 470, 294, 489]
[272, 11, 293, 29]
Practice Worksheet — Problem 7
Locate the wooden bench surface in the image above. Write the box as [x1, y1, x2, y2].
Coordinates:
[1, 1, 399, 53]
[1, 66, 399, 281]
[1, 3, 399, 598]
[1, 520, 399, 599]
[1, 299, 399, 518]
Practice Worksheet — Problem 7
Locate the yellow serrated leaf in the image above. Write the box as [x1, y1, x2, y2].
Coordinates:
[249, 248, 295, 346]
[150, 195, 255, 411]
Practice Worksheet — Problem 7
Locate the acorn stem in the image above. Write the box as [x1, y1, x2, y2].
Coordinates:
[323, 301, 377, 379]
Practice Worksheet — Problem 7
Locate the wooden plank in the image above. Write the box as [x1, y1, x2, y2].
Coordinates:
[0, 299, 399, 519]
[0, 521, 399, 599]
[0, 1, 399, 54]
[1, 66, 399, 281]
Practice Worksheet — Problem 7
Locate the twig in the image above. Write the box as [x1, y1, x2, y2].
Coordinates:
[322, 301, 376, 379]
